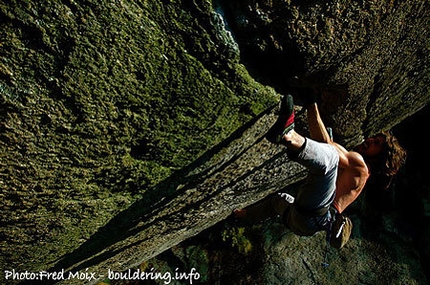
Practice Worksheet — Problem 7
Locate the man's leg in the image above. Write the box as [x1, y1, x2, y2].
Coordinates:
[280, 97, 338, 210]
[246, 94, 336, 219]
[234, 194, 291, 223]
[293, 138, 338, 209]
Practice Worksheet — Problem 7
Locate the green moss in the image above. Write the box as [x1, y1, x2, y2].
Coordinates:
[0, 0, 277, 272]
[222, 225, 253, 255]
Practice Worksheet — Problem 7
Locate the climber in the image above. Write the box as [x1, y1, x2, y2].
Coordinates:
[234, 93, 406, 247]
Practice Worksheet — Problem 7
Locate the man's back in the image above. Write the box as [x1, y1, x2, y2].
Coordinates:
[332, 143, 370, 213]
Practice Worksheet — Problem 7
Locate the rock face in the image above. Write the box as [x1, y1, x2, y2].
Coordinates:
[220, 0, 429, 145]
[0, 0, 429, 284]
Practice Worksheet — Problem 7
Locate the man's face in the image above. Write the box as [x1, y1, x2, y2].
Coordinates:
[356, 135, 386, 157]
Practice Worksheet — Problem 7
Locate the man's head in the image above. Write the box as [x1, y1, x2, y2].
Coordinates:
[355, 134, 386, 157]
[355, 130, 407, 189]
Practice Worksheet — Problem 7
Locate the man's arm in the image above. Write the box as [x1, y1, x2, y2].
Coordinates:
[332, 142, 352, 169]
[306, 102, 356, 168]
[306, 103, 333, 143]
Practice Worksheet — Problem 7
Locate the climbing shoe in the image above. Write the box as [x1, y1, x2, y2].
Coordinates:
[266, 94, 295, 144]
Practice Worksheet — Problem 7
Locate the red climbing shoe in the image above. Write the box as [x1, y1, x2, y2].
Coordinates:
[276, 94, 295, 143]
[266, 94, 295, 144]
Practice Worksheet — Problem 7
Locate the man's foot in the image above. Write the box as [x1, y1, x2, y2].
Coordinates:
[279, 94, 295, 140]
[266, 94, 295, 144]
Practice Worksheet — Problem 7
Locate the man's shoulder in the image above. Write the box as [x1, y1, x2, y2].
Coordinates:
[347, 150, 368, 170]
[332, 142, 367, 172]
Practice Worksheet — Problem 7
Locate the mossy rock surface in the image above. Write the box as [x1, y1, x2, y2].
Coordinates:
[0, 0, 429, 284]
[0, 0, 277, 275]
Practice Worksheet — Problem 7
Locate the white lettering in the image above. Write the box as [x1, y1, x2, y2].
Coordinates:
[175, 268, 200, 284]
[4, 267, 201, 284]
[67, 268, 96, 281]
